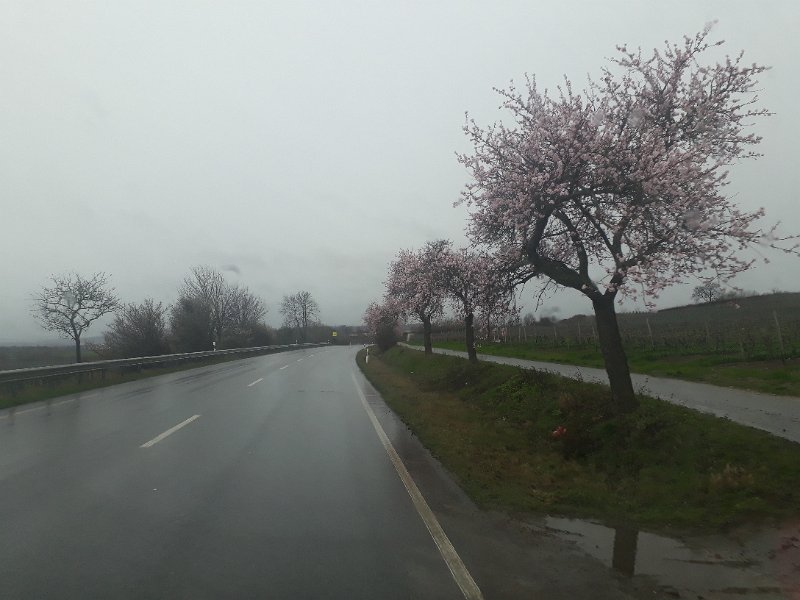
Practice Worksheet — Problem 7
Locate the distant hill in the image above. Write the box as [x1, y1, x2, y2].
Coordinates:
[525, 292, 800, 359]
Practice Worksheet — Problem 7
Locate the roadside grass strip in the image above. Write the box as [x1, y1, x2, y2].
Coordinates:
[357, 346, 800, 532]
[352, 372, 483, 600]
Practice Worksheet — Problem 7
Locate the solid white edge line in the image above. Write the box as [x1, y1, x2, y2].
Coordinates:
[140, 415, 201, 448]
[350, 371, 484, 600]
[247, 377, 264, 387]
[280, 365, 289, 370]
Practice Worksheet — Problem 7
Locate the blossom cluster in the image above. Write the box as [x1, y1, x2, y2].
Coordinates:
[457, 26, 796, 303]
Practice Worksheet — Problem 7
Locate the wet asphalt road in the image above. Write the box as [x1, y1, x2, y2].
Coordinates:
[1, 345, 671, 600]
[0, 347, 466, 600]
[414, 345, 800, 444]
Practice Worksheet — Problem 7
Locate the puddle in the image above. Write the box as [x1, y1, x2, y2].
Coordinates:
[542, 517, 800, 598]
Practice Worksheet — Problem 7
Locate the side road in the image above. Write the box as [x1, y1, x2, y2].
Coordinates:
[400, 344, 800, 444]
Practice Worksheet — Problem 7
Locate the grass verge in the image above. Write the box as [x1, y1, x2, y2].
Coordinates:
[358, 345, 800, 532]
[0, 354, 253, 411]
[417, 340, 800, 397]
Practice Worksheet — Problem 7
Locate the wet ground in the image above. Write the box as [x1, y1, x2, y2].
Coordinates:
[530, 516, 800, 599]
[395, 344, 800, 598]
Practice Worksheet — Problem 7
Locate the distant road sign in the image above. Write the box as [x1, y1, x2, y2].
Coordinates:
[332, 331, 338, 337]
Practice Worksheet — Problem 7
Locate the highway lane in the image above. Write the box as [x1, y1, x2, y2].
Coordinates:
[0, 346, 466, 599]
[1, 346, 663, 599]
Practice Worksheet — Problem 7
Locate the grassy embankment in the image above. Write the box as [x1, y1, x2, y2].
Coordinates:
[357, 345, 800, 532]
[416, 340, 800, 397]
[0, 353, 252, 411]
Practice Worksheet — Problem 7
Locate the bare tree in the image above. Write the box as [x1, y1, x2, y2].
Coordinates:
[179, 266, 234, 347]
[175, 266, 268, 350]
[31, 272, 120, 363]
[691, 282, 723, 304]
[280, 291, 319, 340]
[225, 286, 268, 347]
[103, 298, 169, 358]
[169, 296, 213, 352]
[229, 286, 267, 331]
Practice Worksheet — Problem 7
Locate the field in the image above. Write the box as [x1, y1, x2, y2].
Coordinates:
[0, 345, 101, 371]
[424, 292, 800, 396]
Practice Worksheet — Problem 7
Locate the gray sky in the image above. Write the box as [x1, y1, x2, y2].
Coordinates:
[2, 1, 798, 344]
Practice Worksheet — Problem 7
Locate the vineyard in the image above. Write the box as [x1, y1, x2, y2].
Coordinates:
[429, 292, 800, 362]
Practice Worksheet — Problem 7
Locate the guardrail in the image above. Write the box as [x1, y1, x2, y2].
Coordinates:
[0, 343, 326, 398]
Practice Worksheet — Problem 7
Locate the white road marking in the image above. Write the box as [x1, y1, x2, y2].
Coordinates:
[309, 354, 315, 357]
[296, 358, 304, 362]
[247, 377, 263, 387]
[140, 415, 201, 448]
[280, 365, 289, 370]
[350, 372, 483, 600]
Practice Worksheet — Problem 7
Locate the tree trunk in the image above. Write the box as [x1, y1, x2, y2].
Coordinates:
[612, 526, 639, 577]
[74, 336, 82, 363]
[422, 317, 433, 355]
[465, 312, 478, 363]
[592, 295, 638, 414]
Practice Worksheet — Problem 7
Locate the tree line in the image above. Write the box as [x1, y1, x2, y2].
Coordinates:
[364, 26, 798, 416]
[30, 267, 327, 362]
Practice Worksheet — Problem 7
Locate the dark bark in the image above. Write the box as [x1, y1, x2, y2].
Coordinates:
[422, 317, 433, 355]
[74, 336, 82, 363]
[592, 295, 638, 413]
[612, 526, 639, 577]
[465, 312, 478, 363]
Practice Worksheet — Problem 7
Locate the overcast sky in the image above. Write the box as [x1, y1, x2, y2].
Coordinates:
[2, 1, 798, 344]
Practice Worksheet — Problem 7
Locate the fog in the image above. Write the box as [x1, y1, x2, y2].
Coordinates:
[2, 1, 798, 344]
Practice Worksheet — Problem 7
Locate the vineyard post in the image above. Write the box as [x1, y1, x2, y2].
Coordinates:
[577, 322, 582, 345]
[553, 324, 558, 347]
[646, 317, 655, 351]
[773, 310, 786, 362]
[704, 321, 711, 350]
[738, 328, 746, 361]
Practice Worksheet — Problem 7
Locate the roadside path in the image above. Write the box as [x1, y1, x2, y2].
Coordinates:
[402, 344, 800, 444]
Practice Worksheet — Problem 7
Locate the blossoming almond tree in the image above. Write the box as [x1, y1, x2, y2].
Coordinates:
[363, 299, 402, 351]
[438, 243, 518, 362]
[385, 240, 449, 355]
[458, 27, 797, 413]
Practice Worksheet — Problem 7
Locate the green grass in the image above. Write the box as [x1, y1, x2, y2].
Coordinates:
[0, 345, 102, 371]
[0, 353, 253, 411]
[358, 345, 800, 532]
[418, 340, 800, 397]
